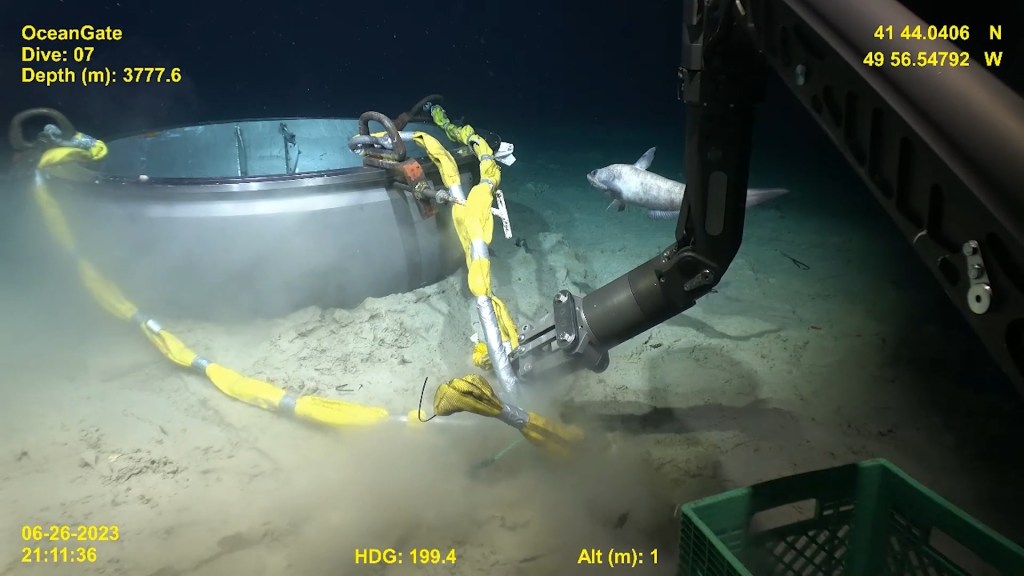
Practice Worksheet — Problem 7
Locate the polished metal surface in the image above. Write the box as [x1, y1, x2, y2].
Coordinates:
[43, 118, 473, 320]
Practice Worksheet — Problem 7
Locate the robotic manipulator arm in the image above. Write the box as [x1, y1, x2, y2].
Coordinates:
[511, 0, 1024, 393]
[511, 0, 760, 379]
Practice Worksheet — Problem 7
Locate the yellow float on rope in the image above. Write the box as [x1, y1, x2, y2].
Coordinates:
[31, 131, 392, 428]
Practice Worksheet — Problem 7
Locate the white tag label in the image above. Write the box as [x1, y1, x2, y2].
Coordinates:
[495, 142, 516, 166]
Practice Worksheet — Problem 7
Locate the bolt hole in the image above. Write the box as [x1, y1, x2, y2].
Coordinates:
[937, 256, 959, 286]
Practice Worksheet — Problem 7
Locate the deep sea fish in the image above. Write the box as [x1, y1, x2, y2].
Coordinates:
[587, 147, 789, 219]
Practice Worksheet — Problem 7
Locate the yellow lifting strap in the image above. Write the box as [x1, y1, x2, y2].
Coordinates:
[423, 106, 520, 363]
[434, 375, 585, 457]
[401, 127, 518, 372]
[32, 134, 391, 428]
[408, 131, 462, 189]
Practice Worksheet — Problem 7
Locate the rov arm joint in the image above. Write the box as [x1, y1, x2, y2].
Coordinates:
[510, 0, 763, 380]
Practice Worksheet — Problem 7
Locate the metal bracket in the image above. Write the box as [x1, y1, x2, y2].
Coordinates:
[279, 122, 298, 175]
[493, 190, 513, 239]
[962, 240, 993, 314]
[389, 159, 438, 219]
[508, 290, 610, 380]
[509, 321, 552, 376]
[432, 188, 514, 239]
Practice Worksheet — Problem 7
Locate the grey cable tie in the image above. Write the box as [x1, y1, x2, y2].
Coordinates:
[499, 404, 529, 430]
[278, 392, 299, 414]
[191, 356, 210, 372]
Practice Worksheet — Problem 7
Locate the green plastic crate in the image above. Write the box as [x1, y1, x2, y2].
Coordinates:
[677, 459, 1024, 576]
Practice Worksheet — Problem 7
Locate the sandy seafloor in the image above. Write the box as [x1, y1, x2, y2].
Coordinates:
[1, 122, 1023, 576]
